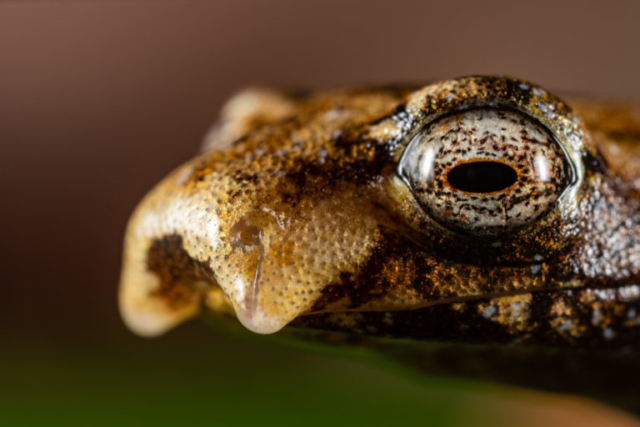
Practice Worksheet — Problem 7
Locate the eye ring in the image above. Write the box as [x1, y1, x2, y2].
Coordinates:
[398, 107, 575, 236]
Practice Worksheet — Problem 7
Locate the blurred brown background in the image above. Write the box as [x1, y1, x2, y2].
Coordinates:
[2, 1, 640, 426]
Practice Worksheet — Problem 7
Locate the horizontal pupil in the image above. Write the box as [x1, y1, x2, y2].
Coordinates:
[447, 161, 517, 193]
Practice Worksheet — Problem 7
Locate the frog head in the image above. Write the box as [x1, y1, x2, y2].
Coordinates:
[119, 76, 640, 348]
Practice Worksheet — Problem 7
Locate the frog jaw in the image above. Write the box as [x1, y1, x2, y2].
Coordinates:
[115, 160, 591, 340]
[117, 159, 640, 346]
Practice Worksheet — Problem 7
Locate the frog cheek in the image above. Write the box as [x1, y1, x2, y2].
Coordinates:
[212, 200, 383, 334]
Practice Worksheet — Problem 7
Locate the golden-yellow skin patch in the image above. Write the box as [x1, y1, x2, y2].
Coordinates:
[120, 88, 403, 335]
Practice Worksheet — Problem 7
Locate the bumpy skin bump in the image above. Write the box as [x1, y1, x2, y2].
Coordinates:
[119, 76, 640, 354]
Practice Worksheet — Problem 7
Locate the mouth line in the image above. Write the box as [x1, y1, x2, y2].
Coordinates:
[301, 282, 637, 317]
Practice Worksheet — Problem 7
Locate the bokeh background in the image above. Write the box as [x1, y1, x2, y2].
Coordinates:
[2, 1, 640, 426]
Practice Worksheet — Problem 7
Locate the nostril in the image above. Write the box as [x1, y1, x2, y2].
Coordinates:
[447, 161, 518, 193]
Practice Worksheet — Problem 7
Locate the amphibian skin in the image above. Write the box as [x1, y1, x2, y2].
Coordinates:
[119, 76, 640, 411]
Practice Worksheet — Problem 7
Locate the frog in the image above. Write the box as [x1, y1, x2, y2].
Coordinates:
[118, 76, 640, 414]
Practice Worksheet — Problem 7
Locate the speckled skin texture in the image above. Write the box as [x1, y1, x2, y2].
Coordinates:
[119, 76, 640, 350]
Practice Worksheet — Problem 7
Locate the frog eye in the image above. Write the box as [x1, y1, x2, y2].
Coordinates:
[398, 108, 574, 236]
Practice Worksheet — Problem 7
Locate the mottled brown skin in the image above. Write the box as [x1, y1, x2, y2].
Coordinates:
[119, 76, 640, 413]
